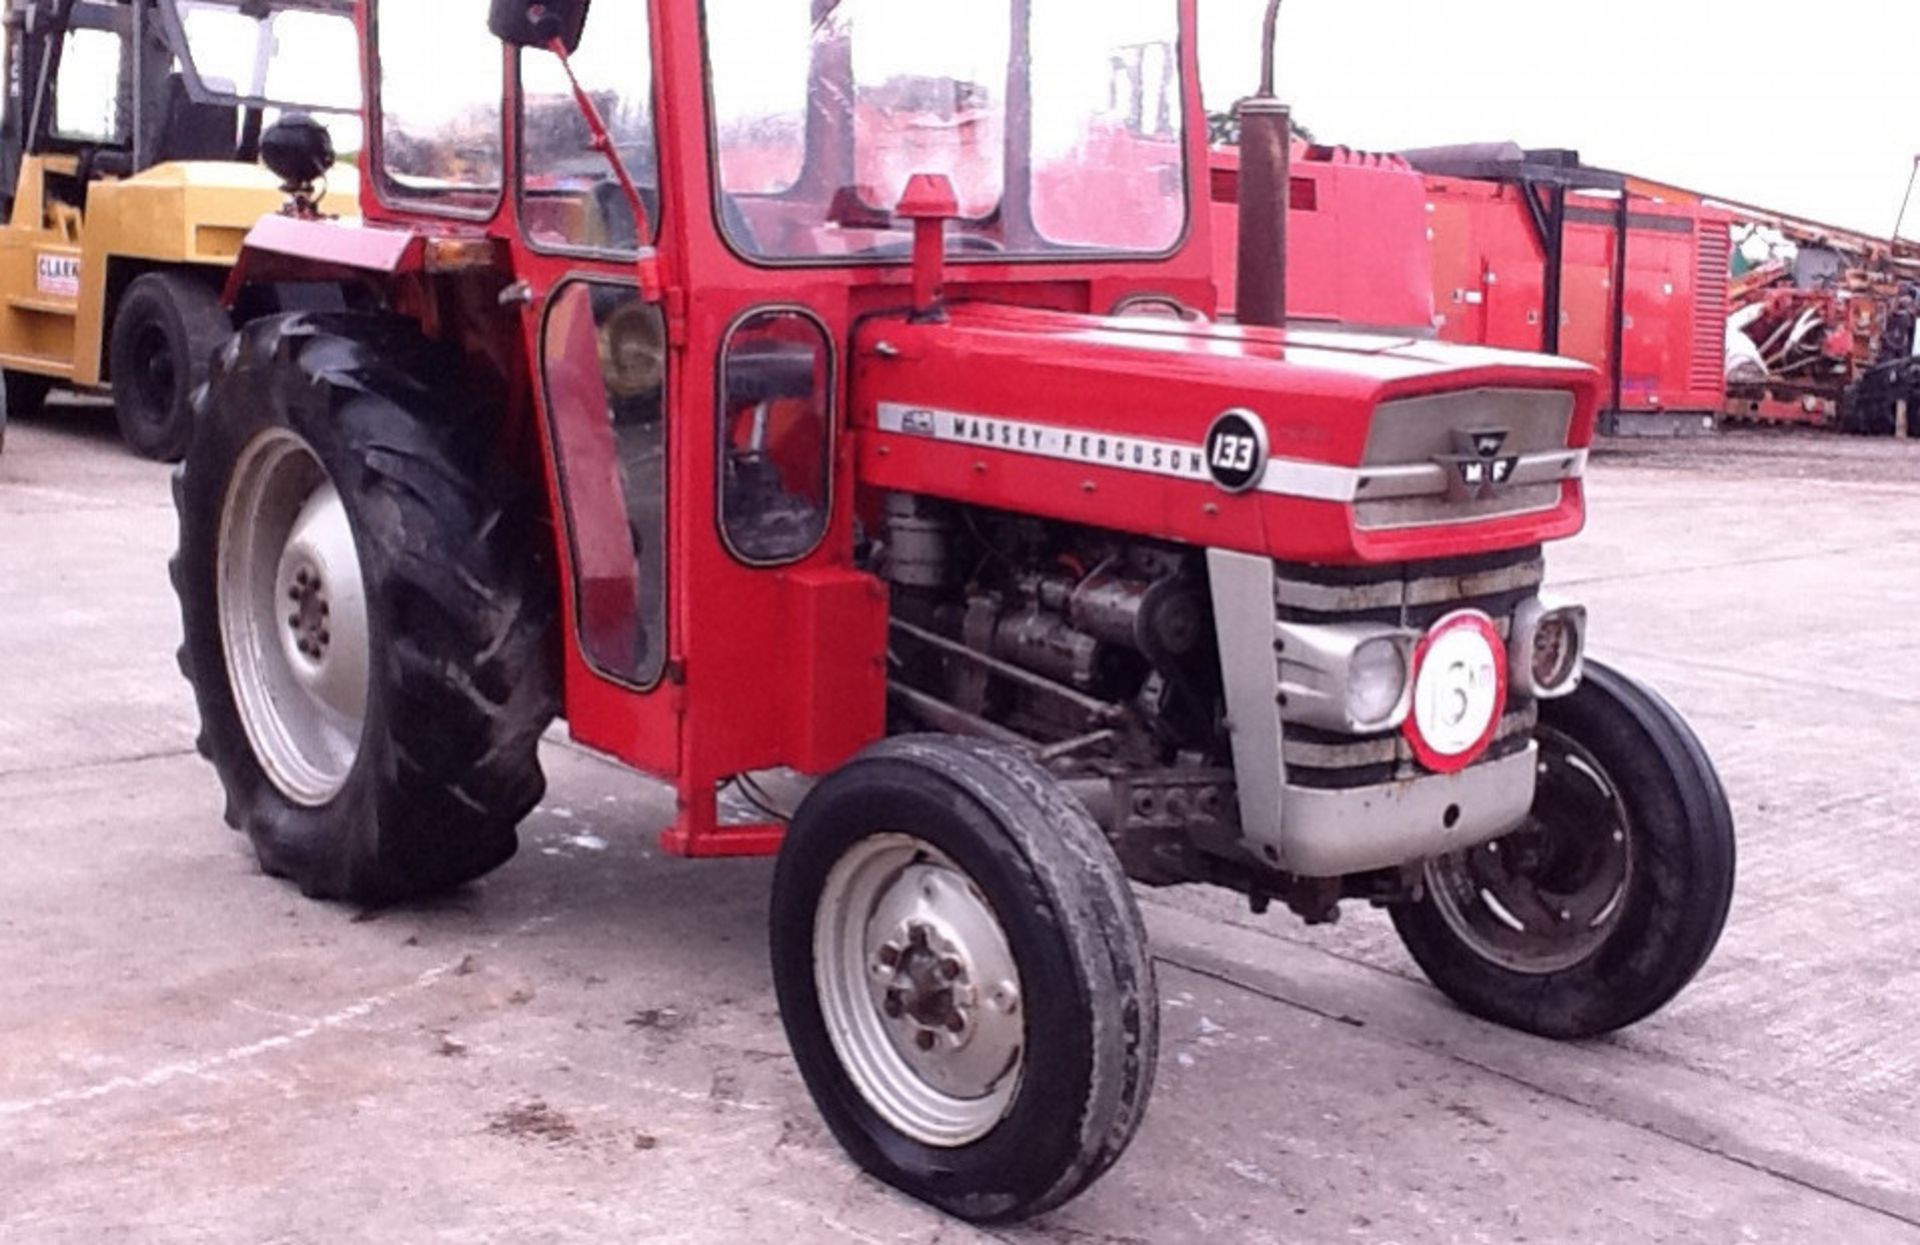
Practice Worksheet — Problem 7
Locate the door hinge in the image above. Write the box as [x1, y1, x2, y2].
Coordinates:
[664, 287, 689, 347]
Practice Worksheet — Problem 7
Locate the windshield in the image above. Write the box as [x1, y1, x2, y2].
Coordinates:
[704, 0, 1187, 263]
[172, 0, 360, 116]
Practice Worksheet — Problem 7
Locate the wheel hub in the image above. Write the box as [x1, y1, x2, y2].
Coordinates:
[217, 429, 371, 807]
[1426, 730, 1634, 974]
[284, 563, 332, 661]
[815, 835, 1026, 1147]
[871, 913, 1022, 1065]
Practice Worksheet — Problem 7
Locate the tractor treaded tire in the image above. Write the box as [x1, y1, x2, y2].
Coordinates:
[772, 735, 1158, 1223]
[1391, 660, 1736, 1039]
[112, 271, 233, 462]
[171, 312, 558, 904]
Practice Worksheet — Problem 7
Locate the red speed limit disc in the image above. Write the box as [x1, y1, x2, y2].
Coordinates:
[1404, 610, 1509, 775]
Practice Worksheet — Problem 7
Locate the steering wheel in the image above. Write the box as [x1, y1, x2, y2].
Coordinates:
[588, 179, 764, 256]
[852, 233, 1006, 259]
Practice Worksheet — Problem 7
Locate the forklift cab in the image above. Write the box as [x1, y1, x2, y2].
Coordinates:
[0, 0, 359, 460]
[0, 0, 358, 226]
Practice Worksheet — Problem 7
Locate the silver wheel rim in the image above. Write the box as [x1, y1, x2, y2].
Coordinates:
[216, 429, 371, 806]
[1426, 727, 1634, 975]
[814, 833, 1026, 1148]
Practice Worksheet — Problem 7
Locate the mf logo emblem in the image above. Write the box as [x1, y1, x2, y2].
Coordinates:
[1439, 428, 1520, 501]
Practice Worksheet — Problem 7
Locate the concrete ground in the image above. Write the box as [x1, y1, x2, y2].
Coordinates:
[2, 404, 1917, 1244]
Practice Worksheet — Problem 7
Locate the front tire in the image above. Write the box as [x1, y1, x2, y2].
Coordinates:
[771, 737, 1157, 1223]
[1391, 661, 1736, 1038]
[111, 271, 233, 461]
[172, 313, 558, 904]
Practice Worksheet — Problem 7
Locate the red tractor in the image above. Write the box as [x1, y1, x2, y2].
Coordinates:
[170, 0, 1736, 1222]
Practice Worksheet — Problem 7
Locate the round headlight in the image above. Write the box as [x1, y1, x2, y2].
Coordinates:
[1531, 612, 1583, 693]
[1348, 636, 1410, 729]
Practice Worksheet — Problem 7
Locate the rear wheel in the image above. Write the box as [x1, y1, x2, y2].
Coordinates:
[172, 313, 558, 904]
[111, 271, 232, 461]
[771, 737, 1157, 1223]
[1390, 661, 1736, 1038]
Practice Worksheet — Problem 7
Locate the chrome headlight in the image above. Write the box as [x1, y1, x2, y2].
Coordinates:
[1511, 597, 1587, 699]
[1274, 621, 1416, 734]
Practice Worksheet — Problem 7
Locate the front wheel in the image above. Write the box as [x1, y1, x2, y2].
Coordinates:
[1390, 661, 1736, 1039]
[771, 737, 1157, 1223]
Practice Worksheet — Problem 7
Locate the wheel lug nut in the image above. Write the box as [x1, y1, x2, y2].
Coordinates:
[319, 631, 331, 647]
[876, 945, 900, 969]
[914, 1031, 936, 1052]
[939, 958, 963, 981]
[882, 991, 904, 1019]
[945, 1013, 966, 1033]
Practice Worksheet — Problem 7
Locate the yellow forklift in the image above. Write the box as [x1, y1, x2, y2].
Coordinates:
[0, 0, 357, 459]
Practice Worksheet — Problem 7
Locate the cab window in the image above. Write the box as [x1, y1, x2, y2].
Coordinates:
[373, 0, 503, 214]
[519, 3, 658, 252]
[542, 282, 670, 688]
[718, 310, 832, 565]
[54, 29, 128, 144]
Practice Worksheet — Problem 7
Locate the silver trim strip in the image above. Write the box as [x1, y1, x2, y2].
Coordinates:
[1207, 550, 1290, 861]
[876, 402, 1586, 507]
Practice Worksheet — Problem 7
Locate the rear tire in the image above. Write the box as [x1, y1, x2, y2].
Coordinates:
[771, 736, 1157, 1223]
[172, 312, 559, 904]
[1390, 661, 1736, 1038]
[111, 271, 232, 461]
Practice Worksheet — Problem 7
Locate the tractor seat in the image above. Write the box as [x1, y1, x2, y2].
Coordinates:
[724, 343, 819, 406]
[155, 75, 239, 163]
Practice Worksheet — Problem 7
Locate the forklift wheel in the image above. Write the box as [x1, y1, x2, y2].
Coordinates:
[1390, 660, 1736, 1038]
[770, 736, 1157, 1223]
[110, 272, 232, 462]
[171, 313, 558, 904]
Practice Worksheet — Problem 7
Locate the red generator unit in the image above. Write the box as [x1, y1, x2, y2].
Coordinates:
[1404, 146, 1734, 435]
[1210, 141, 1436, 334]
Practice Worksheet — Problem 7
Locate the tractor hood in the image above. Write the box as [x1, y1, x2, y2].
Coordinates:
[853, 303, 1600, 565]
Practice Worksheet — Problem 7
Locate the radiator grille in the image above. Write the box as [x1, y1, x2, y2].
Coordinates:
[1692, 224, 1732, 395]
[1274, 547, 1541, 789]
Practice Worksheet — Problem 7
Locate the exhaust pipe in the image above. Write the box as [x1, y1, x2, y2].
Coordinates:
[1234, 0, 1290, 329]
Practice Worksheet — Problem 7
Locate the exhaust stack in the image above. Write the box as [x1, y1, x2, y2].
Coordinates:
[1234, 0, 1291, 329]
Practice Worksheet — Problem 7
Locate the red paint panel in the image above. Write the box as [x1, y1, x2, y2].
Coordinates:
[240, 214, 426, 273]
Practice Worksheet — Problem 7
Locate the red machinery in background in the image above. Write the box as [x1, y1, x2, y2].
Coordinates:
[1405, 146, 1732, 435]
[1214, 141, 1736, 434]
[1210, 142, 1435, 333]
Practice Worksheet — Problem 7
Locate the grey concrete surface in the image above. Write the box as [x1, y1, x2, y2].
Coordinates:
[2, 406, 1918, 1244]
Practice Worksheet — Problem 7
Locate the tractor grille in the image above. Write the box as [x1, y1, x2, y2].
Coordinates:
[1274, 546, 1542, 790]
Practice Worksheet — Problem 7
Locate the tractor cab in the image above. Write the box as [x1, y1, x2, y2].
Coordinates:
[177, 0, 1736, 1223]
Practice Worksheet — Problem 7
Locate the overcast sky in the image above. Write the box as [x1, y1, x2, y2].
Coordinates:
[1201, 0, 1920, 239]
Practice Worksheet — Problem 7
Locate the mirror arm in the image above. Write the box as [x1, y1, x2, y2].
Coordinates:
[545, 36, 663, 302]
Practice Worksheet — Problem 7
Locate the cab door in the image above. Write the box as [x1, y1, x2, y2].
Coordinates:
[510, 5, 682, 776]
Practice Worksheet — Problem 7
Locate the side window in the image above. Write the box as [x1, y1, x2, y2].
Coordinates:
[542, 283, 669, 687]
[54, 29, 127, 144]
[719, 310, 832, 565]
[519, 3, 658, 252]
[374, 0, 503, 213]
